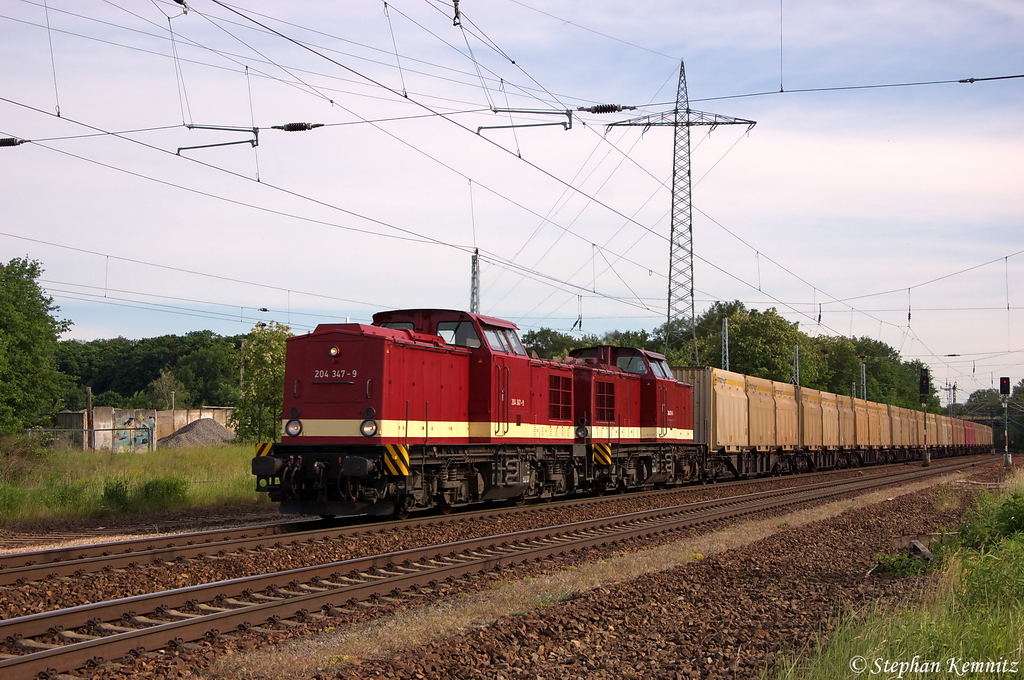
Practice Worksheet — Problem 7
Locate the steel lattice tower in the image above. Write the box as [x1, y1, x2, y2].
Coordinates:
[608, 61, 754, 356]
[470, 248, 480, 314]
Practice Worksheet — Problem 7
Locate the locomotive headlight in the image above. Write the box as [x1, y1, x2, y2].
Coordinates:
[328, 345, 340, 357]
[359, 419, 378, 437]
[285, 419, 303, 437]
[575, 425, 590, 440]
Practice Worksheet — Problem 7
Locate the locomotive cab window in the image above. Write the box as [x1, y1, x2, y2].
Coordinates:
[650, 359, 672, 379]
[482, 325, 527, 355]
[437, 320, 481, 348]
[379, 321, 414, 330]
[615, 355, 648, 374]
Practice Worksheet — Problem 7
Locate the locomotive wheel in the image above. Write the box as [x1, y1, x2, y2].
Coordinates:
[437, 500, 453, 515]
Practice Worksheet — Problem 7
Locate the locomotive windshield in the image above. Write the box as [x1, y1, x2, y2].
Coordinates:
[615, 355, 647, 374]
[436, 320, 482, 348]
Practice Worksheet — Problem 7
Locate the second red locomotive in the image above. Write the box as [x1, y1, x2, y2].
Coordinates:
[252, 308, 695, 517]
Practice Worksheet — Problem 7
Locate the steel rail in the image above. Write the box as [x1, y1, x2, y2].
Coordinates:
[0, 459, 980, 679]
[0, 456, 984, 584]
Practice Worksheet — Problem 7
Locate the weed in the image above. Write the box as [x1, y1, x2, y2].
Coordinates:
[874, 550, 937, 577]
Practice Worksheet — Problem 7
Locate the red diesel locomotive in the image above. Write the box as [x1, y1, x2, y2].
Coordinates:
[251, 308, 696, 517]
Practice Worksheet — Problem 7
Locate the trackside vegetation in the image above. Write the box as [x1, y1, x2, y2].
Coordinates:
[771, 470, 1024, 679]
[0, 436, 268, 526]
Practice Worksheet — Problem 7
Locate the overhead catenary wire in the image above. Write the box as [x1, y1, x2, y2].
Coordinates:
[6, 3, 1018, 384]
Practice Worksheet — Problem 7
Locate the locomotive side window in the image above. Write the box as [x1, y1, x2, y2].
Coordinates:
[548, 374, 572, 420]
[481, 325, 526, 355]
[437, 320, 481, 348]
[596, 381, 615, 422]
[651, 360, 672, 379]
[505, 330, 528, 356]
[379, 321, 414, 330]
[483, 327, 510, 352]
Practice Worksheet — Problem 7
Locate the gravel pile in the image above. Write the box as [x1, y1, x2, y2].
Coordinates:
[158, 418, 235, 449]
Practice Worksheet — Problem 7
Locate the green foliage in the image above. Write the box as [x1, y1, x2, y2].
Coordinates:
[0, 258, 72, 433]
[0, 434, 51, 484]
[950, 491, 1024, 551]
[58, 330, 244, 410]
[874, 550, 937, 577]
[0, 484, 27, 517]
[521, 328, 599, 359]
[147, 368, 189, 410]
[102, 475, 189, 513]
[231, 321, 291, 442]
[0, 444, 266, 526]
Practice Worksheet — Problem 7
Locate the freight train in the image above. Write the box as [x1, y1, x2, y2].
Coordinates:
[251, 308, 994, 518]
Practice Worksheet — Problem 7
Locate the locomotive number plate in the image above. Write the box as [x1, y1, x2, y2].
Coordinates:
[314, 369, 358, 378]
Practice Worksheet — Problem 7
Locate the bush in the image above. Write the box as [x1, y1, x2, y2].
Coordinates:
[874, 550, 937, 577]
[0, 435, 50, 484]
[102, 475, 189, 514]
[0, 484, 26, 517]
[137, 476, 189, 511]
[952, 491, 1024, 551]
[102, 476, 133, 512]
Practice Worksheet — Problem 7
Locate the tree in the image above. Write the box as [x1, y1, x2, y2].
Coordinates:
[521, 328, 598, 360]
[57, 331, 243, 409]
[148, 369, 190, 410]
[231, 321, 290, 442]
[0, 258, 72, 432]
[171, 341, 240, 406]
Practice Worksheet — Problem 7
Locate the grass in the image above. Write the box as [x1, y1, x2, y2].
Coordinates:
[771, 467, 1024, 679]
[0, 435, 268, 525]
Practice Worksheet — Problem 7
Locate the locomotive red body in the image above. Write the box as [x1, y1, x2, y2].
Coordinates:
[252, 309, 695, 517]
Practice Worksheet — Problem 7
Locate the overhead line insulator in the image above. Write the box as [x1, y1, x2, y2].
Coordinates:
[271, 122, 324, 132]
[577, 104, 637, 114]
[0, 138, 28, 147]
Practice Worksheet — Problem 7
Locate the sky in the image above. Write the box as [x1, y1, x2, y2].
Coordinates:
[1, 0, 1022, 404]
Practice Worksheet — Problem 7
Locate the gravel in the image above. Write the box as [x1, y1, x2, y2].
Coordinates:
[158, 418, 235, 448]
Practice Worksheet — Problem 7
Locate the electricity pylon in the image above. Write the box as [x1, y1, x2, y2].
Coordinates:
[607, 61, 754, 357]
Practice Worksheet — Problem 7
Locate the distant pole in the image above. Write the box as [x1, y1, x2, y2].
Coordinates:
[860, 363, 867, 400]
[86, 386, 94, 451]
[1004, 394, 1012, 466]
[920, 367, 930, 467]
[792, 344, 799, 385]
[470, 248, 480, 314]
[721, 318, 729, 371]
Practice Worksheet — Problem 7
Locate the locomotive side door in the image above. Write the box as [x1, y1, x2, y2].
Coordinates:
[480, 324, 532, 441]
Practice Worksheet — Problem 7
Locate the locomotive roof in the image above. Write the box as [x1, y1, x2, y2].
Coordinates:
[571, 345, 669, 362]
[371, 308, 519, 331]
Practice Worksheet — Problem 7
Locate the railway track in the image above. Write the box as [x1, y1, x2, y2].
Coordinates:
[0, 458, 982, 679]
[0, 456, 984, 586]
